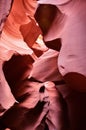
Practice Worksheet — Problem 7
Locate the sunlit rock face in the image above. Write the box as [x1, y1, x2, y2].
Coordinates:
[5, 0, 37, 34]
[0, 0, 38, 59]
